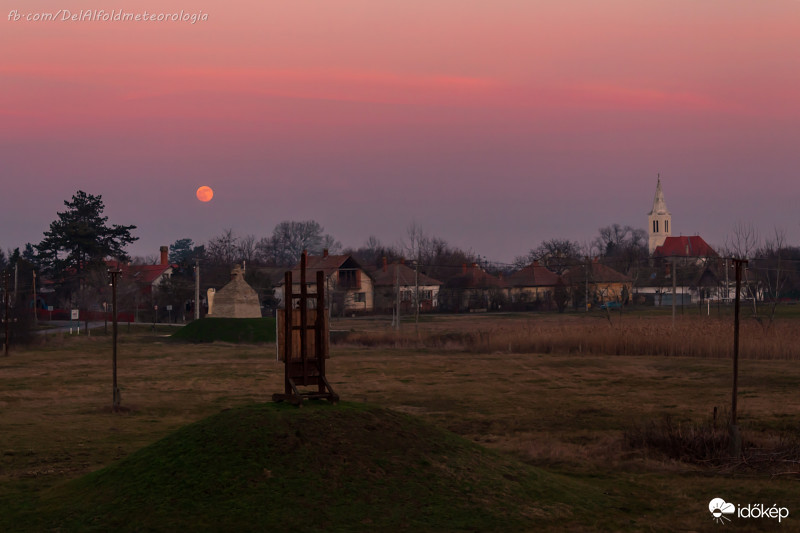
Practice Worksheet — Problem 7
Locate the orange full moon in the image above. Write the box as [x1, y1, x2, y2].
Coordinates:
[196, 186, 214, 202]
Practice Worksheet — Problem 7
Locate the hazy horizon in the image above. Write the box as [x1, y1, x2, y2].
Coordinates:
[3, 1, 799, 263]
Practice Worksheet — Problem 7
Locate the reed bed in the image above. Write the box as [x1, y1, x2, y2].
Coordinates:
[335, 316, 800, 360]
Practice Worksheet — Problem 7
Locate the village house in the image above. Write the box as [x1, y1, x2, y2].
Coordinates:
[438, 263, 507, 312]
[505, 261, 561, 311]
[106, 246, 176, 298]
[562, 259, 633, 308]
[369, 258, 442, 314]
[275, 250, 375, 315]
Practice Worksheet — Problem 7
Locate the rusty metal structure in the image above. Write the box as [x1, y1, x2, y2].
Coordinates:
[273, 251, 339, 405]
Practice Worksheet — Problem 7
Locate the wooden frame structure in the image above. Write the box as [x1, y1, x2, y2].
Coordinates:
[273, 252, 339, 405]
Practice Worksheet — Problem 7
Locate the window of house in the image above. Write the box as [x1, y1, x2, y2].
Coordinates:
[354, 292, 366, 303]
[338, 269, 360, 289]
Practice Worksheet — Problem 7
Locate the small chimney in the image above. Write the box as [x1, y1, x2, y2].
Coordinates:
[382, 256, 387, 272]
[323, 249, 329, 258]
[462, 263, 467, 274]
[160, 246, 168, 265]
[400, 257, 405, 265]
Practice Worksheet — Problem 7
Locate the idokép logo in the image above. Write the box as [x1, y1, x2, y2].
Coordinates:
[709, 497, 789, 525]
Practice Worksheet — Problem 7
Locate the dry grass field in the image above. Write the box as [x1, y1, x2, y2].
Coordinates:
[1, 312, 798, 531]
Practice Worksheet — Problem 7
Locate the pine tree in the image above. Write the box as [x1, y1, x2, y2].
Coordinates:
[36, 190, 137, 278]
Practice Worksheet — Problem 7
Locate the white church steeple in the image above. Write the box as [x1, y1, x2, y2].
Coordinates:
[648, 175, 671, 254]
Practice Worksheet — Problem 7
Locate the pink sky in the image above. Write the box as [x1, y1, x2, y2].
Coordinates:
[2, 1, 799, 262]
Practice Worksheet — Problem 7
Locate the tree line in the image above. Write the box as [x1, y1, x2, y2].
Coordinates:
[3, 190, 800, 328]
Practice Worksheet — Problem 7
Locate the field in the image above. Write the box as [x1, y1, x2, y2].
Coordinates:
[1, 311, 798, 531]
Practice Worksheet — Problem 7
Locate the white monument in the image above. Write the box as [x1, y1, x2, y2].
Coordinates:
[207, 265, 261, 318]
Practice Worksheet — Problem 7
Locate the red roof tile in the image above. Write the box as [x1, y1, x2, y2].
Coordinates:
[507, 261, 561, 287]
[653, 236, 717, 258]
[369, 262, 442, 287]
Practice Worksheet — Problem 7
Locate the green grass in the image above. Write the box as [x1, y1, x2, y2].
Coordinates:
[5, 402, 603, 532]
[170, 317, 276, 344]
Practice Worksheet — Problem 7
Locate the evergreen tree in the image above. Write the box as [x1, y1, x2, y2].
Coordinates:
[36, 190, 137, 278]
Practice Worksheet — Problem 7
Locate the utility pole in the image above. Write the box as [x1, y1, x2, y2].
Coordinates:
[414, 258, 420, 328]
[4, 272, 9, 357]
[109, 269, 121, 412]
[672, 256, 677, 328]
[194, 258, 200, 320]
[584, 257, 589, 312]
[32, 271, 37, 327]
[395, 263, 401, 331]
[729, 258, 747, 458]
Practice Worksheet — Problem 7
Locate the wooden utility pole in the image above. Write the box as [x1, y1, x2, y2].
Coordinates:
[32, 271, 37, 327]
[729, 258, 747, 457]
[394, 263, 401, 330]
[671, 256, 677, 327]
[194, 259, 200, 320]
[4, 272, 9, 357]
[109, 269, 121, 412]
[584, 257, 589, 312]
[414, 259, 420, 328]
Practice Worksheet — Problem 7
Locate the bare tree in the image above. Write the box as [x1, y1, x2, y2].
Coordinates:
[206, 229, 238, 266]
[723, 221, 760, 260]
[255, 220, 340, 267]
[515, 238, 585, 274]
[237, 234, 258, 266]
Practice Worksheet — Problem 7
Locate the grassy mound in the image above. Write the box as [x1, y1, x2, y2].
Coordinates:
[171, 317, 276, 344]
[18, 403, 602, 532]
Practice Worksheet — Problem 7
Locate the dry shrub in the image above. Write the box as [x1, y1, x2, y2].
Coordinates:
[624, 415, 731, 464]
[333, 317, 800, 360]
[624, 414, 800, 475]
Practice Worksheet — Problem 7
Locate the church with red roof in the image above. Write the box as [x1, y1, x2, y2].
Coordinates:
[647, 177, 717, 258]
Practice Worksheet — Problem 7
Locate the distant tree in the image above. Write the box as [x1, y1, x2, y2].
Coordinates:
[169, 238, 196, 264]
[206, 229, 239, 266]
[515, 238, 584, 274]
[722, 220, 760, 260]
[237, 234, 258, 266]
[592, 224, 648, 275]
[36, 190, 137, 279]
[19, 243, 39, 270]
[345, 235, 400, 269]
[256, 220, 341, 267]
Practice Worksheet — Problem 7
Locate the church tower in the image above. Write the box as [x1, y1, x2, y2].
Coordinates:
[648, 176, 671, 254]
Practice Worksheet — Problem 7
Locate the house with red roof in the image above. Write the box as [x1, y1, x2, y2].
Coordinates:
[438, 263, 508, 312]
[106, 246, 176, 298]
[562, 259, 633, 308]
[506, 261, 561, 310]
[369, 258, 442, 314]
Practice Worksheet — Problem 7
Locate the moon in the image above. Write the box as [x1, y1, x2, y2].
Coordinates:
[196, 186, 214, 202]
